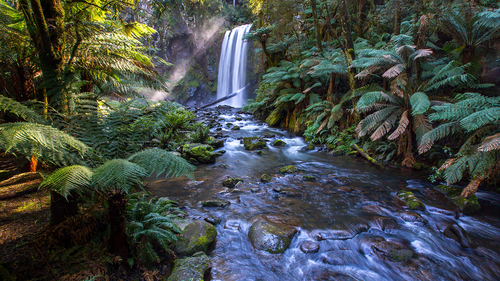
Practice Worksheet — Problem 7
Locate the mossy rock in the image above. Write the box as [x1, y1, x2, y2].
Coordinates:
[248, 220, 297, 254]
[271, 139, 286, 147]
[206, 137, 224, 149]
[243, 137, 267, 150]
[182, 143, 217, 164]
[280, 165, 298, 174]
[235, 117, 243, 121]
[373, 241, 414, 262]
[167, 252, 211, 281]
[435, 185, 481, 214]
[201, 199, 230, 208]
[443, 223, 477, 248]
[175, 221, 218, 256]
[256, 150, 266, 155]
[265, 108, 285, 126]
[222, 178, 243, 188]
[260, 174, 272, 183]
[302, 143, 315, 150]
[303, 175, 316, 181]
[412, 162, 423, 171]
[231, 126, 240, 130]
[396, 191, 425, 211]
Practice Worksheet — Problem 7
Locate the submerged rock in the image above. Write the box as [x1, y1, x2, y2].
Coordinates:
[435, 185, 481, 214]
[260, 174, 272, 183]
[175, 221, 217, 256]
[248, 219, 297, 254]
[373, 240, 414, 262]
[167, 252, 211, 281]
[201, 199, 230, 208]
[311, 223, 369, 241]
[300, 241, 320, 253]
[181, 143, 217, 164]
[204, 215, 222, 225]
[301, 143, 316, 151]
[396, 190, 425, 211]
[243, 137, 267, 150]
[320, 250, 358, 265]
[280, 165, 298, 174]
[231, 125, 240, 130]
[443, 223, 477, 248]
[222, 177, 243, 188]
[398, 211, 427, 224]
[303, 175, 316, 181]
[271, 139, 287, 147]
[206, 137, 224, 149]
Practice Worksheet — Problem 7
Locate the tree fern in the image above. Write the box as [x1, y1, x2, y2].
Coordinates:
[126, 148, 195, 179]
[39, 165, 93, 199]
[92, 159, 148, 194]
[0, 96, 44, 123]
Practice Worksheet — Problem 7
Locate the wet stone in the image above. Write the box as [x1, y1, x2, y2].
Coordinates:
[260, 174, 272, 183]
[222, 178, 243, 188]
[396, 190, 425, 211]
[303, 175, 316, 181]
[443, 223, 477, 248]
[398, 211, 427, 224]
[204, 215, 222, 225]
[250, 187, 260, 193]
[231, 125, 240, 130]
[320, 250, 358, 265]
[271, 139, 287, 147]
[248, 219, 297, 254]
[311, 223, 368, 241]
[167, 252, 211, 281]
[300, 241, 320, 253]
[175, 221, 217, 256]
[373, 240, 414, 262]
[243, 137, 267, 150]
[201, 199, 230, 208]
[280, 165, 298, 174]
[435, 185, 481, 214]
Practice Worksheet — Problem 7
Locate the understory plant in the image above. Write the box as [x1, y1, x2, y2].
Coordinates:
[126, 195, 184, 267]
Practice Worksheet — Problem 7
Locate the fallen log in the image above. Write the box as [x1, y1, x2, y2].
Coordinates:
[352, 144, 385, 168]
[198, 83, 252, 109]
[0, 179, 42, 200]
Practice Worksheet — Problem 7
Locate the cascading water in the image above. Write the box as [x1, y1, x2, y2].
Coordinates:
[216, 24, 252, 107]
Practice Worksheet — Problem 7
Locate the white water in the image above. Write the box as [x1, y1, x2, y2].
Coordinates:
[216, 24, 252, 107]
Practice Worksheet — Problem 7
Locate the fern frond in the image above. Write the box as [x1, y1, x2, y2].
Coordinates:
[444, 156, 468, 184]
[357, 91, 397, 110]
[459, 108, 500, 132]
[127, 148, 195, 179]
[388, 110, 409, 140]
[356, 106, 398, 137]
[370, 110, 401, 141]
[478, 133, 500, 152]
[92, 159, 148, 193]
[40, 165, 93, 198]
[0, 96, 44, 123]
[418, 121, 461, 154]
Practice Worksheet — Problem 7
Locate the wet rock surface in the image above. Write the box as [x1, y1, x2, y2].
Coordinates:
[248, 219, 297, 254]
[175, 221, 217, 256]
[167, 252, 211, 281]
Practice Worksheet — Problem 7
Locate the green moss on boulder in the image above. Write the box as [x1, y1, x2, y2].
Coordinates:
[396, 191, 425, 211]
[260, 174, 272, 183]
[248, 220, 297, 254]
[435, 185, 481, 214]
[167, 252, 211, 281]
[222, 178, 243, 188]
[271, 139, 286, 147]
[280, 165, 298, 174]
[175, 221, 217, 256]
[182, 143, 217, 164]
[243, 137, 267, 150]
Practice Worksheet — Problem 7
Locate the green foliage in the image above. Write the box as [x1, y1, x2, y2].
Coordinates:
[39, 165, 93, 199]
[126, 195, 184, 267]
[0, 96, 44, 123]
[127, 148, 195, 179]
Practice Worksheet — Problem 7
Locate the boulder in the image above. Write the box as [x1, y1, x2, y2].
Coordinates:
[396, 191, 425, 211]
[248, 219, 297, 254]
[181, 143, 217, 164]
[300, 241, 320, 253]
[231, 126, 240, 130]
[167, 252, 211, 281]
[320, 250, 358, 265]
[280, 165, 298, 174]
[206, 137, 224, 149]
[201, 199, 230, 208]
[222, 178, 243, 188]
[398, 211, 427, 224]
[373, 240, 414, 262]
[301, 143, 316, 151]
[435, 185, 481, 214]
[303, 175, 316, 181]
[311, 223, 369, 241]
[271, 139, 287, 147]
[243, 137, 267, 150]
[175, 221, 217, 256]
[204, 215, 222, 225]
[260, 174, 272, 183]
[443, 223, 477, 248]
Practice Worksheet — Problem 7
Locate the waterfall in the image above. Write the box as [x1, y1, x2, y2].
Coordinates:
[216, 24, 252, 107]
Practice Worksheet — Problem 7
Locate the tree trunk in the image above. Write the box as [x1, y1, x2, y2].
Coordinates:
[29, 155, 38, 172]
[310, 0, 323, 53]
[460, 175, 484, 198]
[394, 0, 401, 36]
[339, 0, 358, 119]
[462, 45, 474, 65]
[357, 0, 364, 36]
[327, 73, 337, 103]
[50, 190, 79, 226]
[109, 192, 129, 265]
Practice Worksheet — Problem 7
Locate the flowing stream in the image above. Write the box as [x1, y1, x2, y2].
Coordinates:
[147, 107, 500, 280]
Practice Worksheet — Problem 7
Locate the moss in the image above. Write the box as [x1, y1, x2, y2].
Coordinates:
[271, 140, 286, 147]
[280, 165, 298, 174]
[235, 117, 243, 121]
[265, 108, 285, 126]
[397, 191, 425, 211]
[260, 174, 271, 183]
[435, 185, 481, 214]
[222, 178, 243, 188]
[412, 162, 423, 171]
[243, 137, 267, 150]
[231, 126, 240, 130]
[303, 175, 316, 181]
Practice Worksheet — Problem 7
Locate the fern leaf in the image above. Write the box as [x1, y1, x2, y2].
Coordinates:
[459, 108, 500, 132]
[382, 64, 405, 78]
[92, 159, 148, 193]
[478, 133, 500, 152]
[127, 148, 195, 179]
[418, 121, 461, 154]
[388, 110, 409, 140]
[370, 110, 401, 141]
[444, 156, 468, 184]
[40, 165, 93, 198]
[410, 92, 430, 115]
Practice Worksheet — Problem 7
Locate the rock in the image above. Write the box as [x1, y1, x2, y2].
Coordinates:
[262, 133, 276, 138]
[256, 150, 266, 155]
[303, 175, 316, 181]
[260, 174, 271, 183]
[231, 126, 240, 130]
[206, 137, 224, 149]
[224, 220, 241, 230]
[272, 188, 300, 197]
[201, 199, 230, 208]
[435, 185, 481, 214]
[218, 163, 229, 169]
[271, 139, 286, 147]
[235, 117, 243, 121]
[398, 211, 427, 224]
[204, 215, 222, 225]
[250, 188, 260, 193]
[230, 188, 244, 194]
[300, 241, 320, 253]
[167, 252, 211, 281]
[320, 250, 357, 265]
[311, 222, 368, 241]
[222, 178, 243, 188]
[226, 122, 233, 127]
[412, 162, 424, 170]
[248, 219, 297, 254]
[443, 223, 477, 248]
[243, 137, 267, 150]
[311, 269, 357, 281]
[280, 165, 298, 174]
[396, 190, 425, 211]
[181, 143, 217, 164]
[373, 240, 414, 262]
[369, 216, 401, 231]
[175, 221, 217, 256]
[301, 143, 316, 151]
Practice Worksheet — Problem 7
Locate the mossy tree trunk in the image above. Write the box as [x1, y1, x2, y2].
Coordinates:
[339, 0, 358, 120]
[310, 0, 322, 53]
